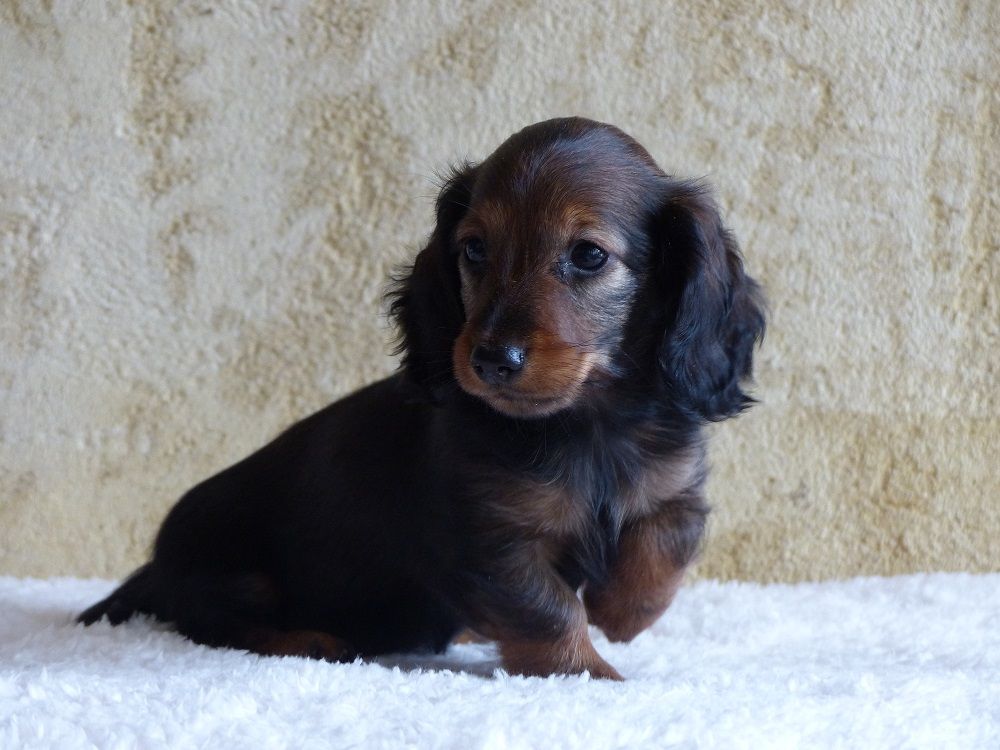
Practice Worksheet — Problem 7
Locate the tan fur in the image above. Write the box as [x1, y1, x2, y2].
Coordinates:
[499, 612, 624, 680]
[584, 522, 687, 644]
[451, 324, 599, 418]
[621, 445, 705, 520]
[479, 474, 590, 539]
[243, 628, 354, 661]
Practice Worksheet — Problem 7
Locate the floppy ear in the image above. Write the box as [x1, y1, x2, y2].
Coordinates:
[655, 181, 766, 421]
[387, 164, 478, 399]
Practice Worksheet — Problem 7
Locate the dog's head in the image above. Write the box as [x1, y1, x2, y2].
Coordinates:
[390, 118, 765, 421]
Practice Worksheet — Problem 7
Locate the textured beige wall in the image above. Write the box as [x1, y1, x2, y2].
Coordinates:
[1, 1, 997, 581]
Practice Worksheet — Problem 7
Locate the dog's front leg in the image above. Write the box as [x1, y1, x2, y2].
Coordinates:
[465, 541, 623, 680]
[585, 492, 708, 643]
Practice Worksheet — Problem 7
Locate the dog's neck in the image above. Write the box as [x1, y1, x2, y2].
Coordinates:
[444, 378, 700, 467]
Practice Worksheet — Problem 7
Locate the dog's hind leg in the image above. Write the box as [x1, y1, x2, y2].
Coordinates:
[80, 566, 355, 662]
[239, 627, 355, 661]
[162, 570, 357, 662]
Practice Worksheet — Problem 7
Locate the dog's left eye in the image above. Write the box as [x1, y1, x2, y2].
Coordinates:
[569, 242, 609, 272]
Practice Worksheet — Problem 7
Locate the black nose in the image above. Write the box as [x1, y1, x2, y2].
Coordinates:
[470, 344, 525, 385]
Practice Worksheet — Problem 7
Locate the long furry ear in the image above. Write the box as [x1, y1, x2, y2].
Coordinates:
[387, 164, 478, 399]
[655, 181, 766, 421]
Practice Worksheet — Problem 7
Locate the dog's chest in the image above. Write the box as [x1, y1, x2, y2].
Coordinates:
[618, 447, 704, 520]
[483, 476, 589, 538]
[488, 444, 702, 539]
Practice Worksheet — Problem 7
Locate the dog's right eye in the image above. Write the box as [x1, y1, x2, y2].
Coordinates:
[463, 238, 487, 264]
[569, 242, 609, 273]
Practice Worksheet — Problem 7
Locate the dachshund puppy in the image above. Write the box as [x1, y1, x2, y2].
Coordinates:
[79, 117, 765, 680]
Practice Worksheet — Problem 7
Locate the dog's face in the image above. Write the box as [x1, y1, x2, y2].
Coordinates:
[391, 118, 765, 421]
[449, 127, 660, 417]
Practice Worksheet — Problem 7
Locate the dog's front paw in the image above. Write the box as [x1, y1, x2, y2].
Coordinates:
[499, 636, 624, 680]
[579, 654, 625, 681]
[585, 591, 653, 644]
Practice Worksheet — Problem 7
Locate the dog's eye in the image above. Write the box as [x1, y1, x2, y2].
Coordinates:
[463, 238, 486, 264]
[569, 242, 608, 272]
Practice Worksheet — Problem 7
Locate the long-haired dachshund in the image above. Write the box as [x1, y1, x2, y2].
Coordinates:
[79, 117, 765, 680]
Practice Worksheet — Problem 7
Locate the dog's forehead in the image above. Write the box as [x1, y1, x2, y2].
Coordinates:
[469, 125, 661, 232]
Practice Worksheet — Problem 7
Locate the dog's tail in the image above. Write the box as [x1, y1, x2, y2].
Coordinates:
[77, 563, 158, 626]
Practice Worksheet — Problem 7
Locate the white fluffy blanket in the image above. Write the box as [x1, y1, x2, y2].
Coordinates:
[2, 574, 998, 749]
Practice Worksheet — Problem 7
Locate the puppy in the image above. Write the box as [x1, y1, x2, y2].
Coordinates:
[79, 117, 765, 680]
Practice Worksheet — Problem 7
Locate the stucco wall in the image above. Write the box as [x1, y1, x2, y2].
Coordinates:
[1, 0, 997, 581]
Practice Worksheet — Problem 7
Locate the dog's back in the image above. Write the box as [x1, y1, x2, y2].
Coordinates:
[80, 374, 462, 658]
